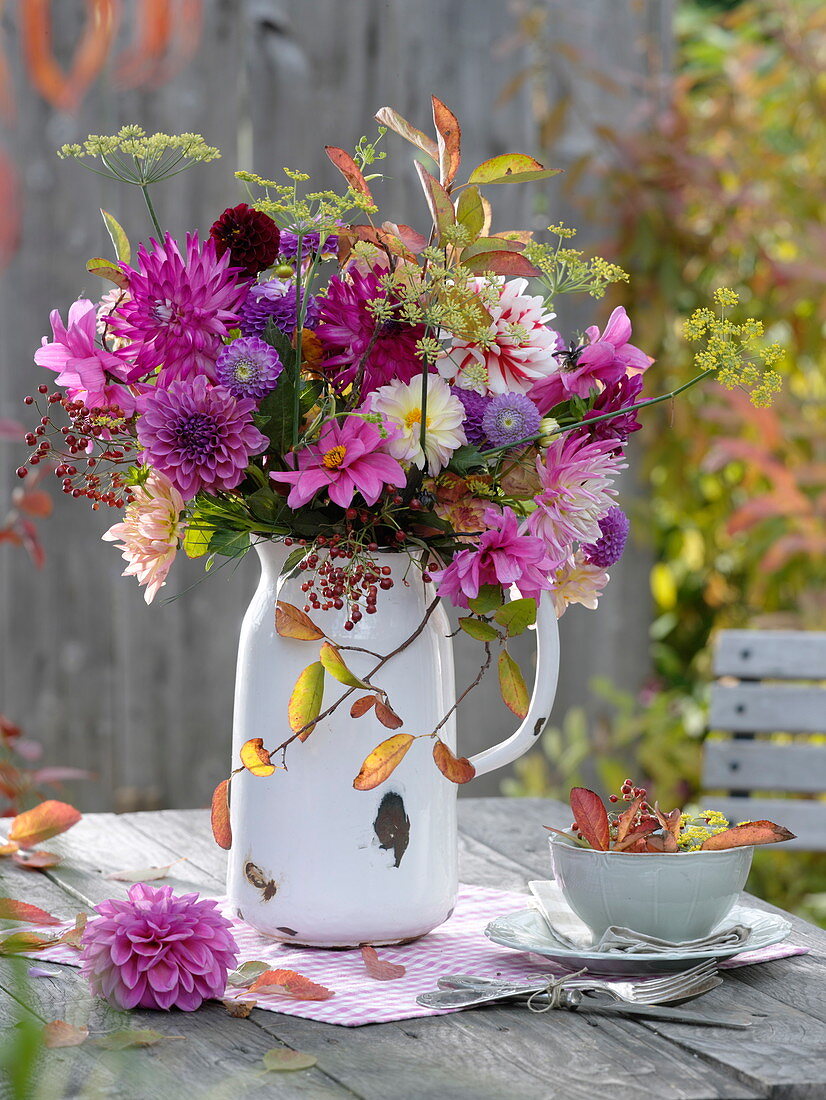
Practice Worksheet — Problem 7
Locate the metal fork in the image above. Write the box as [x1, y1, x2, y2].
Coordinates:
[422, 960, 721, 1010]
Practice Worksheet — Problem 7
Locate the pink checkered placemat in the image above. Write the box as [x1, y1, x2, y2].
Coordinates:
[24, 884, 808, 1027]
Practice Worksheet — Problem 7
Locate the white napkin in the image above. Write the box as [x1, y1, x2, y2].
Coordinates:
[528, 880, 751, 955]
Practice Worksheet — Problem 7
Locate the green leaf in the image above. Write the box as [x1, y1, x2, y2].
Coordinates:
[246, 485, 285, 525]
[85, 258, 128, 289]
[288, 661, 325, 741]
[319, 642, 368, 689]
[258, 374, 296, 455]
[455, 185, 485, 241]
[458, 617, 500, 642]
[227, 960, 270, 988]
[261, 318, 294, 361]
[208, 530, 251, 560]
[460, 236, 525, 262]
[183, 525, 211, 559]
[468, 153, 562, 185]
[446, 445, 487, 476]
[494, 598, 537, 637]
[498, 650, 529, 718]
[95, 1028, 175, 1050]
[262, 1049, 318, 1072]
[100, 208, 130, 263]
[467, 585, 504, 615]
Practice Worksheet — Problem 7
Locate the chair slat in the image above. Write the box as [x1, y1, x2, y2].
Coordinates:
[709, 797, 826, 851]
[714, 630, 826, 680]
[702, 739, 826, 795]
[709, 683, 826, 734]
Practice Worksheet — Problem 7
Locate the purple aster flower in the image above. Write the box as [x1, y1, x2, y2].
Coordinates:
[573, 374, 644, 448]
[111, 233, 247, 387]
[215, 336, 283, 400]
[482, 392, 541, 449]
[81, 883, 238, 1012]
[238, 278, 319, 339]
[279, 229, 338, 263]
[582, 506, 630, 567]
[315, 266, 424, 394]
[137, 375, 268, 501]
[453, 388, 490, 447]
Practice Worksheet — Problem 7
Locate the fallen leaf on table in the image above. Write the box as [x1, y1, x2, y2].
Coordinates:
[12, 850, 62, 870]
[0, 898, 61, 925]
[360, 944, 406, 980]
[43, 1020, 88, 1048]
[222, 999, 256, 1018]
[262, 1049, 318, 1072]
[105, 858, 184, 882]
[0, 841, 19, 856]
[56, 913, 87, 950]
[95, 1028, 183, 1050]
[8, 800, 81, 849]
[247, 969, 334, 1001]
[0, 931, 53, 955]
[226, 959, 271, 988]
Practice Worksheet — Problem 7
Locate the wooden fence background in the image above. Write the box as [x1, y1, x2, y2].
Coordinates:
[0, 0, 673, 811]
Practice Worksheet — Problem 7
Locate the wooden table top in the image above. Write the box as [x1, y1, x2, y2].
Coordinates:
[2, 797, 825, 1099]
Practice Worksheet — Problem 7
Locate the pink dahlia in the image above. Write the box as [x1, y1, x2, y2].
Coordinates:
[314, 267, 425, 394]
[34, 298, 131, 409]
[137, 375, 267, 501]
[530, 307, 652, 408]
[526, 434, 624, 559]
[110, 233, 247, 386]
[81, 883, 238, 1012]
[102, 471, 185, 603]
[438, 278, 562, 396]
[271, 415, 406, 509]
[431, 506, 555, 609]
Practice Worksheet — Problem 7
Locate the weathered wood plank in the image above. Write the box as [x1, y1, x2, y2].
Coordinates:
[709, 797, 826, 852]
[709, 684, 826, 734]
[714, 631, 826, 681]
[703, 739, 826, 795]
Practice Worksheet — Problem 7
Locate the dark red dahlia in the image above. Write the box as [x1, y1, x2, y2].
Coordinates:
[209, 203, 280, 276]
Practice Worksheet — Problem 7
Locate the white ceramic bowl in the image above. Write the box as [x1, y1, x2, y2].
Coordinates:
[549, 836, 754, 941]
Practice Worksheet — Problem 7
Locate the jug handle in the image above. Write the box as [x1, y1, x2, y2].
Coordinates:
[468, 590, 559, 778]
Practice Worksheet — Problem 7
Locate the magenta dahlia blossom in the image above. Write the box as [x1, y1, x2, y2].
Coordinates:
[81, 883, 238, 1012]
[34, 298, 131, 409]
[271, 415, 406, 509]
[315, 267, 424, 393]
[431, 506, 556, 609]
[111, 233, 247, 386]
[137, 375, 267, 501]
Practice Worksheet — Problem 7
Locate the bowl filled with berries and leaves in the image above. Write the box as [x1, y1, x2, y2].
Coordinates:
[545, 781, 795, 941]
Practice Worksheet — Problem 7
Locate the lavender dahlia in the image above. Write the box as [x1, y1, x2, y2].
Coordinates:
[453, 388, 490, 447]
[137, 375, 267, 501]
[81, 883, 238, 1012]
[582, 506, 630, 567]
[482, 392, 541, 449]
[237, 277, 319, 338]
[215, 336, 283, 400]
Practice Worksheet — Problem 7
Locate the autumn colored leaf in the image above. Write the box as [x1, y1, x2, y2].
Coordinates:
[100, 208, 130, 263]
[9, 800, 81, 849]
[341, 223, 417, 262]
[493, 598, 537, 637]
[0, 898, 61, 925]
[460, 235, 526, 263]
[654, 804, 682, 853]
[262, 1049, 318, 1072]
[455, 184, 484, 241]
[612, 821, 660, 852]
[247, 968, 334, 1001]
[433, 741, 476, 784]
[374, 106, 439, 162]
[700, 820, 796, 851]
[95, 1028, 181, 1050]
[275, 601, 325, 641]
[570, 787, 610, 851]
[44, 1020, 89, 1049]
[56, 913, 87, 950]
[498, 650, 529, 719]
[222, 999, 255, 1018]
[468, 153, 562, 185]
[288, 661, 325, 741]
[382, 221, 428, 254]
[0, 931, 52, 955]
[211, 778, 232, 850]
[614, 794, 644, 847]
[374, 700, 403, 730]
[353, 733, 416, 791]
[0, 841, 19, 856]
[105, 859, 183, 882]
[350, 695, 377, 718]
[12, 850, 61, 871]
[226, 960, 270, 988]
[85, 257, 129, 289]
[458, 617, 499, 642]
[325, 145, 373, 202]
[415, 161, 455, 238]
[13, 488, 52, 518]
[462, 250, 540, 278]
[240, 738, 275, 778]
[361, 943, 407, 980]
[432, 96, 461, 187]
[319, 642, 367, 688]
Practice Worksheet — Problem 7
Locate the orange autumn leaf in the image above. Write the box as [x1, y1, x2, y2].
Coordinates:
[432, 741, 476, 784]
[498, 651, 529, 719]
[0, 898, 61, 926]
[360, 944, 406, 981]
[569, 787, 610, 851]
[239, 738, 275, 778]
[700, 820, 796, 851]
[432, 95, 461, 187]
[247, 968, 334, 1001]
[275, 601, 325, 641]
[374, 700, 403, 730]
[0, 930, 53, 955]
[353, 734, 415, 791]
[11, 850, 61, 871]
[325, 145, 373, 202]
[9, 800, 81, 849]
[350, 695, 377, 719]
[43, 1020, 89, 1049]
[288, 662, 325, 742]
[210, 779, 232, 850]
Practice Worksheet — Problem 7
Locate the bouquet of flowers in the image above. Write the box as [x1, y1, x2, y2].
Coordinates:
[18, 101, 781, 782]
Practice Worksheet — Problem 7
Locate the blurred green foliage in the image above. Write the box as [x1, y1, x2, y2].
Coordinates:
[504, 0, 826, 923]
